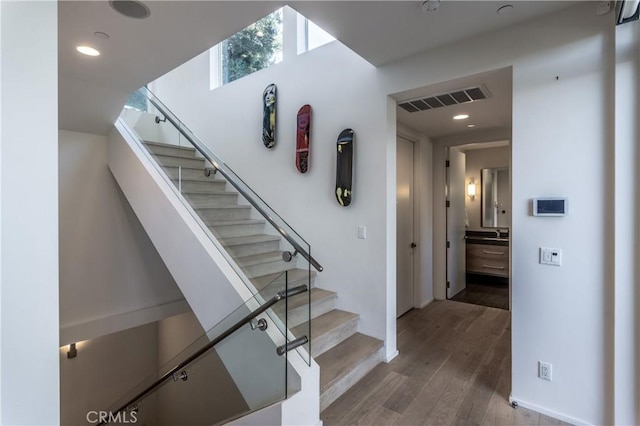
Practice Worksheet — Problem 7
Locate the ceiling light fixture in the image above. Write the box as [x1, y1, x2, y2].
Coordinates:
[94, 31, 110, 40]
[76, 45, 100, 56]
[453, 114, 469, 120]
[109, 0, 151, 19]
[421, 0, 441, 13]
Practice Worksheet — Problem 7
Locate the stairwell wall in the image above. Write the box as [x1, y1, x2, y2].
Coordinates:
[59, 130, 189, 345]
[151, 41, 397, 358]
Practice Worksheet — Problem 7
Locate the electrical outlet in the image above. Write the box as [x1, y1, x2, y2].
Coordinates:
[539, 361, 552, 381]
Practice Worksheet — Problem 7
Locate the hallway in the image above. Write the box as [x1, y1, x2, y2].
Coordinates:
[321, 301, 570, 425]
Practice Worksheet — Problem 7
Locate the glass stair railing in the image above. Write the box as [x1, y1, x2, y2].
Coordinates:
[119, 87, 322, 365]
[100, 273, 308, 425]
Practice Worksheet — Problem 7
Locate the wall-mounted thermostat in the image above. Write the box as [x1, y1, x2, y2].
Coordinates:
[533, 197, 568, 216]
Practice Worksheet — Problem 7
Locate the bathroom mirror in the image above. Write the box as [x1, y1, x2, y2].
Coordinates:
[481, 167, 510, 228]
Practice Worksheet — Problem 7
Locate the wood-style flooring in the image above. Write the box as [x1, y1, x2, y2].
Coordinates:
[451, 279, 509, 311]
[321, 301, 571, 426]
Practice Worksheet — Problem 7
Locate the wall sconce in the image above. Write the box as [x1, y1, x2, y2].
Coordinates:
[467, 181, 477, 200]
[67, 343, 77, 359]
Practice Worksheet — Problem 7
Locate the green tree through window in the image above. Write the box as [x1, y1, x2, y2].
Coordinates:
[222, 10, 282, 84]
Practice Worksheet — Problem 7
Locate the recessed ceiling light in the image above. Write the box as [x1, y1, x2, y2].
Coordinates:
[497, 5, 514, 16]
[76, 45, 100, 56]
[467, 124, 476, 128]
[109, 0, 151, 19]
[453, 114, 469, 120]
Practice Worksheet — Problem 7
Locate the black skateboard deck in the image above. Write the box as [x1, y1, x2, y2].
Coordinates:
[262, 84, 276, 148]
[335, 128, 354, 206]
[296, 104, 311, 173]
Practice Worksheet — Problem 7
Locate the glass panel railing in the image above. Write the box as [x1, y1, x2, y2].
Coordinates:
[101, 272, 307, 425]
[118, 86, 314, 364]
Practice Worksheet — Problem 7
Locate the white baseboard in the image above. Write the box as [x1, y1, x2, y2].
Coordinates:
[384, 349, 399, 363]
[509, 395, 592, 426]
[418, 298, 434, 309]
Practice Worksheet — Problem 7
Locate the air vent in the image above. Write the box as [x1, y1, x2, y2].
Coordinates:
[398, 85, 490, 113]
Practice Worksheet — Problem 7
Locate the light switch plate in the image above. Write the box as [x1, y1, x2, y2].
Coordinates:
[358, 226, 367, 239]
[540, 247, 562, 266]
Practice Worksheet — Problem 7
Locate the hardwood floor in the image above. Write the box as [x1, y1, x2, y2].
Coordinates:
[321, 301, 571, 426]
[450, 279, 509, 311]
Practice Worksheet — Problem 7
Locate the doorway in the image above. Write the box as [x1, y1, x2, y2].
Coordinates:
[446, 142, 511, 311]
[396, 135, 415, 317]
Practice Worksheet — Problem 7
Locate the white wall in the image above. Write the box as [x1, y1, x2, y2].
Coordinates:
[463, 146, 510, 230]
[0, 2, 59, 423]
[59, 130, 188, 345]
[152, 41, 397, 358]
[378, 3, 615, 424]
[60, 323, 159, 425]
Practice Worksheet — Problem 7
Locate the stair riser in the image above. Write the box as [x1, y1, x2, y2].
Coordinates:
[154, 155, 206, 169]
[145, 144, 197, 158]
[320, 346, 384, 412]
[312, 317, 359, 358]
[196, 207, 252, 221]
[223, 240, 280, 257]
[209, 223, 265, 238]
[163, 167, 214, 181]
[285, 294, 336, 328]
[242, 259, 289, 279]
[176, 181, 228, 193]
[184, 193, 238, 207]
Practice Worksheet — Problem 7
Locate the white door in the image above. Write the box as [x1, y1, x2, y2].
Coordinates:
[447, 147, 466, 298]
[396, 136, 415, 317]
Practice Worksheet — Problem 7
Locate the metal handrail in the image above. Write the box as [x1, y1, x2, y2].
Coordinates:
[144, 88, 323, 273]
[101, 284, 308, 425]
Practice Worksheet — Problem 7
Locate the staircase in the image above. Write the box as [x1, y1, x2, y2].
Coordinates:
[143, 140, 384, 412]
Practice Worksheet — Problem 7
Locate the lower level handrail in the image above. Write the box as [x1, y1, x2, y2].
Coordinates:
[100, 284, 308, 425]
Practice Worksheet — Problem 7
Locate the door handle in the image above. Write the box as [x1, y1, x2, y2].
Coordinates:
[411, 243, 417, 248]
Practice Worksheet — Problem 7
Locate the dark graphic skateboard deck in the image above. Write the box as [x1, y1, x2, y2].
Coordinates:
[335, 128, 354, 207]
[296, 104, 311, 173]
[262, 84, 276, 148]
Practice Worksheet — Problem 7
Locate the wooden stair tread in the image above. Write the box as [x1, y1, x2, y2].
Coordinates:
[234, 251, 282, 266]
[253, 269, 315, 289]
[218, 234, 280, 246]
[317, 333, 384, 392]
[195, 205, 252, 211]
[208, 219, 265, 227]
[292, 309, 358, 341]
[144, 141, 197, 152]
[273, 288, 336, 314]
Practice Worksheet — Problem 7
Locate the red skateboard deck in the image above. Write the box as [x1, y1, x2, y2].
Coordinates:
[296, 105, 311, 173]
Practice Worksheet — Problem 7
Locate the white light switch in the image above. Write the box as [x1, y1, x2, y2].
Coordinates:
[540, 247, 562, 266]
[358, 226, 367, 239]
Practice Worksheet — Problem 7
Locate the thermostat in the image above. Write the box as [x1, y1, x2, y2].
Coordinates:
[533, 197, 568, 216]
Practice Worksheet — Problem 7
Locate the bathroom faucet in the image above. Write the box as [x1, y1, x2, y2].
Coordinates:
[495, 229, 501, 238]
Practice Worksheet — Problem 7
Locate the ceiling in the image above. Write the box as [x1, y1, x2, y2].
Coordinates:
[392, 67, 513, 140]
[58, 1, 575, 135]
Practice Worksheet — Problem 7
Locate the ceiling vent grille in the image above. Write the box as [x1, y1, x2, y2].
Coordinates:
[398, 85, 490, 113]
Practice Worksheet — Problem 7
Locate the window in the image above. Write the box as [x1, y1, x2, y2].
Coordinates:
[211, 9, 283, 88]
[124, 88, 147, 112]
[298, 15, 335, 54]
[209, 7, 335, 89]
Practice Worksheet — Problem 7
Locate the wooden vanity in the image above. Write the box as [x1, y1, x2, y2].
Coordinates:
[466, 230, 509, 278]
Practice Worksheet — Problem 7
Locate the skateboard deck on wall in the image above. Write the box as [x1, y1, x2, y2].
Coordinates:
[296, 104, 311, 173]
[262, 84, 276, 148]
[335, 128, 354, 207]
